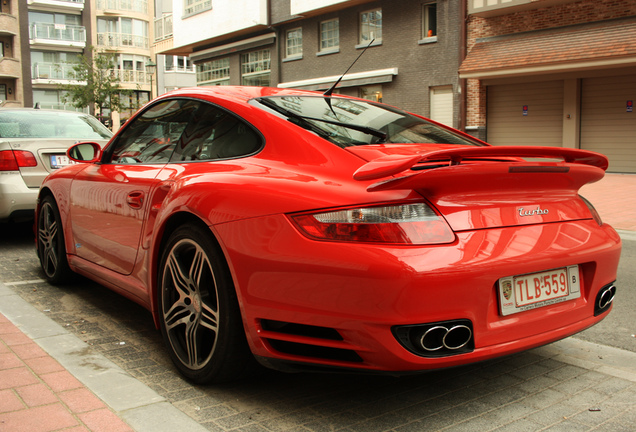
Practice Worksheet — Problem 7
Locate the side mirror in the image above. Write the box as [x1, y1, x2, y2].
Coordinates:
[68, 142, 102, 163]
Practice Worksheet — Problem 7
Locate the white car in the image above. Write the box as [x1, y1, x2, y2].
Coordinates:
[0, 108, 112, 222]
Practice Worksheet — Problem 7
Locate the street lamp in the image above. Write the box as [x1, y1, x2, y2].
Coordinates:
[145, 60, 157, 99]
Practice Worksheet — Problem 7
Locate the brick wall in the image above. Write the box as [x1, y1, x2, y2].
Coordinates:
[277, 0, 463, 121]
[464, 0, 636, 128]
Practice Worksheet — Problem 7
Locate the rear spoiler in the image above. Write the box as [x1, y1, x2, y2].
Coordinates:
[353, 146, 609, 181]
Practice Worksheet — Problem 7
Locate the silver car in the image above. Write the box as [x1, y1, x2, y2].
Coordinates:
[0, 109, 112, 222]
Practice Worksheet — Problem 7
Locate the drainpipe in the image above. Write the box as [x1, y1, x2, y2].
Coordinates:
[459, 0, 467, 132]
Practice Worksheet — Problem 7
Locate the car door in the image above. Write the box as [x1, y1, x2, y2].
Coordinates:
[69, 99, 195, 274]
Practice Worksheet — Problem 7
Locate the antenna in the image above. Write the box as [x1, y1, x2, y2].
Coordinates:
[323, 38, 375, 98]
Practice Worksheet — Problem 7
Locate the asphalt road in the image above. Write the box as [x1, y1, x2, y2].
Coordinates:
[576, 230, 636, 352]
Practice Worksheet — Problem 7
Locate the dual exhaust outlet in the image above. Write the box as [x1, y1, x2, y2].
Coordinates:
[393, 319, 475, 358]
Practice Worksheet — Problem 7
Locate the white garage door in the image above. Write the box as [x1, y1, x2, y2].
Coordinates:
[430, 86, 453, 127]
[486, 81, 564, 146]
[581, 75, 636, 173]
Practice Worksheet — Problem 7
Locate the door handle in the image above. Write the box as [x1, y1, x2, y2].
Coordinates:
[126, 191, 145, 209]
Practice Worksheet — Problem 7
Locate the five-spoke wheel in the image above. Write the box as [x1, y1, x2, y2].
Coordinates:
[37, 196, 71, 284]
[158, 223, 254, 383]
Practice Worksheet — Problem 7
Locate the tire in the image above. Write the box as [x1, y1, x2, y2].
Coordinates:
[37, 195, 72, 284]
[158, 223, 256, 384]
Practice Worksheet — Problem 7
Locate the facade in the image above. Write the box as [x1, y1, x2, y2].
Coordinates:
[161, 0, 464, 128]
[2, 0, 155, 125]
[154, 0, 196, 95]
[0, 0, 24, 107]
[461, 0, 636, 173]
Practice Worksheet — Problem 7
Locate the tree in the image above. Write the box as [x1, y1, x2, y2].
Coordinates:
[59, 47, 131, 127]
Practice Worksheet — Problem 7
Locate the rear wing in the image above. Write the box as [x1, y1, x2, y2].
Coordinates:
[353, 146, 609, 194]
[353, 146, 608, 182]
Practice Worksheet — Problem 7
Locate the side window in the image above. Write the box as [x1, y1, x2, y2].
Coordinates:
[109, 99, 193, 164]
[170, 102, 262, 162]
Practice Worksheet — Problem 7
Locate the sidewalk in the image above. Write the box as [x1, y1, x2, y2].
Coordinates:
[0, 283, 208, 432]
[1, 173, 634, 432]
[580, 173, 636, 232]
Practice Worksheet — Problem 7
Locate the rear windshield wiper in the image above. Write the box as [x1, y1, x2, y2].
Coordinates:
[257, 98, 387, 142]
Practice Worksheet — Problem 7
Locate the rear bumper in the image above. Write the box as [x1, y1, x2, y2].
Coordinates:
[215, 216, 622, 373]
[0, 172, 38, 222]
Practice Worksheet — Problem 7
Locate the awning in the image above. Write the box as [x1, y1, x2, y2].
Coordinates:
[278, 68, 398, 91]
[460, 19, 636, 79]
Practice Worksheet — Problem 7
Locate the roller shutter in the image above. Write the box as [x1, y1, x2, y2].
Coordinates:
[486, 81, 563, 146]
[430, 86, 453, 127]
[581, 75, 636, 173]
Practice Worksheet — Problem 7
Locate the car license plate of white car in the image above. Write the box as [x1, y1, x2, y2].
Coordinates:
[498, 266, 581, 316]
[50, 154, 76, 169]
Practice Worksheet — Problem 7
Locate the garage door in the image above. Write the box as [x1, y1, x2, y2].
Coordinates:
[430, 86, 453, 127]
[581, 75, 636, 173]
[486, 81, 564, 146]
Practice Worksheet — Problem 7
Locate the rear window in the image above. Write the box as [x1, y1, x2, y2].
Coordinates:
[0, 110, 112, 140]
[253, 96, 481, 148]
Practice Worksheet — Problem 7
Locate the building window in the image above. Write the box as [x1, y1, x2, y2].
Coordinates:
[359, 85, 382, 103]
[197, 58, 230, 86]
[241, 50, 270, 87]
[184, 0, 212, 17]
[360, 9, 382, 44]
[320, 19, 339, 53]
[165, 56, 193, 72]
[286, 28, 303, 59]
[422, 3, 437, 39]
[0, 84, 6, 103]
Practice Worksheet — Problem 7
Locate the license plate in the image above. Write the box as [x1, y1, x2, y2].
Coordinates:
[50, 154, 76, 169]
[498, 266, 581, 316]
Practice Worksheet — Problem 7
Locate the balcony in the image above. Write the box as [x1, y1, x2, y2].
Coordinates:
[166, 64, 194, 73]
[27, 0, 85, 13]
[34, 102, 89, 113]
[109, 68, 149, 86]
[469, 0, 582, 17]
[96, 0, 148, 14]
[154, 13, 173, 42]
[97, 32, 149, 50]
[29, 22, 86, 48]
[0, 57, 21, 78]
[32, 63, 81, 84]
[0, 14, 19, 36]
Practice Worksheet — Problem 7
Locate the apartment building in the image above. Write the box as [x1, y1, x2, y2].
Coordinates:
[1, 0, 155, 123]
[154, 0, 196, 95]
[0, 0, 23, 107]
[461, 0, 636, 173]
[159, 0, 463, 127]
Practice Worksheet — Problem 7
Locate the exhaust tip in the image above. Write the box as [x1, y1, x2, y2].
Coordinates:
[394, 319, 474, 358]
[594, 283, 616, 316]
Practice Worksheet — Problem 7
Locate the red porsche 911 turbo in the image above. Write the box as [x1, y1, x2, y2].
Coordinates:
[36, 86, 621, 384]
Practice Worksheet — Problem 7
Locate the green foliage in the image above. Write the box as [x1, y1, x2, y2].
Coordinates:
[58, 47, 132, 120]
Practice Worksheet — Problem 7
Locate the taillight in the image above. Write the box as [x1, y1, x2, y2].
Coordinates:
[291, 203, 455, 245]
[0, 150, 37, 171]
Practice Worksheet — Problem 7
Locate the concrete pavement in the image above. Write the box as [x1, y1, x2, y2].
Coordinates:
[1, 173, 634, 432]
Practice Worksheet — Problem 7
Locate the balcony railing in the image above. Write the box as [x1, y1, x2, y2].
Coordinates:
[33, 102, 89, 113]
[165, 64, 194, 73]
[32, 63, 78, 81]
[468, 0, 581, 16]
[27, 0, 85, 10]
[96, 0, 148, 13]
[154, 14, 173, 42]
[109, 68, 149, 85]
[29, 22, 86, 45]
[97, 32, 149, 49]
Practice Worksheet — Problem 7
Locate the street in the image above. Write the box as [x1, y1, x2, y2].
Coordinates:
[1, 221, 635, 431]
